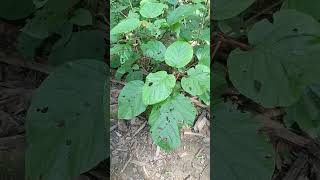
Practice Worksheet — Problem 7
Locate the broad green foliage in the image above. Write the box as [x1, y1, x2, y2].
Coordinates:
[212, 103, 274, 180]
[141, 40, 166, 62]
[110, 18, 141, 35]
[49, 30, 105, 65]
[282, 0, 320, 20]
[149, 94, 196, 151]
[139, 2, 168, 18]
[165, 41, 194, 68]
[285, 82, 320, 138]
[0, 0, 34, 20]
[112, 0, 209, 151]
[212, 62, 227, 105]
[213, 0, 255, 20]
[26, 60, 107, 180]
[181, 64, 210, 96]
[228, 10, 320, 107]
[69, 8, 93, 26]
[118, 80, 146, 119]
[17, 33, 43, 60]
[142, 71, 176, 105]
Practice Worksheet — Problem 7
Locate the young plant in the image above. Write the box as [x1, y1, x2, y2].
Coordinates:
[111, 0, 210, 151]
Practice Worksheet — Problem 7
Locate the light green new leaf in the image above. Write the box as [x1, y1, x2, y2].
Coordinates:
[228, 10, 320, 107]
[213, 0, 255, 20]
[70, 8, 93, 26]
[26, 60, 107, 180]
[285, 82, 320, 138]
[167, 4, 204, 25]
[165, 41, 193, 68]
[49, 30, 105, 65]
[0, 0, 34, 20]
[141, 40, 166, 62]
[212, 103, 274, 180]
[118, 80, 147, 120]
[111, 18, 141, 35]
[149, 94, 197, 151]
[181, 64, 210, 96]
[142, 71, 176, 105]
[282, 0, 320, 20]
[140, 2, 168, 18]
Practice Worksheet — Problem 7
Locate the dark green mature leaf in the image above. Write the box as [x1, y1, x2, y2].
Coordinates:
[282, 0, 320, 20]
[228, 10, 320, 107]
[212, 103, 274, 180]
[0, 0, 34, 20]
[181, 64, 210, 96]
[142, 71, 176, 105]
[141, 40, 166, 62]
[213, 0, 255, 20]
[212, 63, 227, 105]
[118, 80, 147, 120]
[149, 94, 196, 151]
[49, 30, 105, 65]
[285, 82, 320, 137]
[165, 41, 194, 68]
[17, 33, 43, 60]
[26, 60, 107, 180]
[69, 8, 93, 26]
[139, 2, 168, 18]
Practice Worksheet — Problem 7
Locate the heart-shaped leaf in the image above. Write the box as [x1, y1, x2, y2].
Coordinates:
[140, 2, 168, 18]
[228, 10, 320, 107]
[142, 71, 176, 105]
[165, 41, 193, 68]
[141, 40, 166, 62]
[181, 64, 210, 96]
[111, 18, 141, 35]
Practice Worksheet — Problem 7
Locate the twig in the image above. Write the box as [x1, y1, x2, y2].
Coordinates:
[121, 155, 132, 173]
[110, 79, 126, 86]
[217, 33, 252, 51]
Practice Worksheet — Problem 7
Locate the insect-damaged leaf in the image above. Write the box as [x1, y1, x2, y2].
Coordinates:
[228, 10, 320, 107]
[26, 60, 107, 180]
[149, 94, 197, 151]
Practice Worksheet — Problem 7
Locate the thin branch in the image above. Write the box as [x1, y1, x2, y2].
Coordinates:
[217, 33, 252, 51]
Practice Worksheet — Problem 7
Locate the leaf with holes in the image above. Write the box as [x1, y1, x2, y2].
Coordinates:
[141, 40, 166, 62]
[26, 59, 107, 180]
[118, 80, 147, 120]
[142, 71, 176, 105]
[181, 64, 210, 96]
[165, 41, 194, 68]
[228, 10, 320, 107]
[149, 94, 197, 151]
[212, 103, 274, 180]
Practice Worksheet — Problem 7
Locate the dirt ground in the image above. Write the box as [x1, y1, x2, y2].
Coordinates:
[110, 83, 210, 180]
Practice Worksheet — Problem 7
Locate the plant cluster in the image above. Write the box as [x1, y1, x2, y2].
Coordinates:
[110, 0, 210, 152]
[213, 0, 320, 179]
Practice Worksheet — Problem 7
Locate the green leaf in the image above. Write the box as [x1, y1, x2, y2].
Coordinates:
[118, 80, 147, 119]
[125, 71, 144, 82]
[49, 30, 105, 65]
[196, 45, 210, 67]
[285, 82, 320, 138]
[111, 44, 134, 64]
[69, 8, 93, 26]
[149, 94, 197, 151]
[142, 71, 176, 105]
[213, 0, 255, 20]
[181, 64, 210, 96]
[141, 40, 166, 62]
[167, 4, 204, 25]
[165, 41, 194, 68]
[26, 60, 107, 180]
[213, 62, 228, 105]
[33, 0, 48, 8]
[282, 0, 320, 20]
[228, 10, 320, 107]
[0, 0, 34, 20]
[212, 103, 274, 180]
[199, 91, 210, 105]
[139, 2, 168, 18]
[110, 18, 141, 35]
